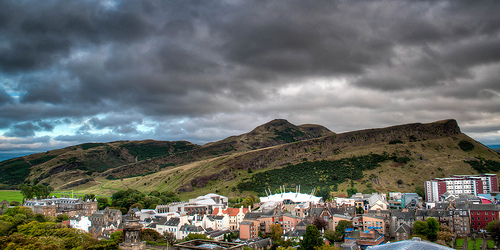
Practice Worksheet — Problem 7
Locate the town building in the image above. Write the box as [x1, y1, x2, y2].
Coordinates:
[425, 174, 499, 202]
[330, 214, 352, 232]
[469, 204, 500, 231]
[70, 215, 92, 232]
[213, 206, 250, 230]
[23, 196, 98, 217]
[343, 228, 384, 248]
[119, 220, 146, 250]
[259, 191, 322, 204]
[155, 193, 228, 215]
[394, 224, 412, 241]
[239, 220, 260, 240]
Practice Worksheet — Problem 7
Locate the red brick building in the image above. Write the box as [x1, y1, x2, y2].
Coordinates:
[470, 204, 499, 231]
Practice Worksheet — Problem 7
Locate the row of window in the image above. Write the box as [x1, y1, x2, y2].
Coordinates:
[470, 211, 496, 215]
[471, 217, 494, 221]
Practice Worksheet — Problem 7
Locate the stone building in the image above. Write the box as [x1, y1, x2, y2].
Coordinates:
[23, 196, 98, 217]
[120, 220, 146, 250]
[90, 207, 122, 228]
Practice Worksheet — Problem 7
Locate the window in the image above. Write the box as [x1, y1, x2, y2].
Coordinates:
[486, 212, 488, 215]
[472, 217, 474, 221]
[471, 211, 474, 215]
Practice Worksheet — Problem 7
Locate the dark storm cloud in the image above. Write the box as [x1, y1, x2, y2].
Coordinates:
[0, 0, 151, 72]
[4, 122, 37, 137]
[3, 120, 55, 137]
[0, 87, 12, 105]
[0, 0, 500, 152]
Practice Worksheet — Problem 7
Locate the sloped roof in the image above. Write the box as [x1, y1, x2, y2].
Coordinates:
[243, 212, 261, 220]
[166, 217, 180, 226]
[283, 229, 306, 237]
[332, 214, 352, 220]
[369, 239, 453, 249]
[391, 211, 414, 221]
[395, 224, 411, 234]
[213, 207, 250, 217]
[469, 204, 499, 211]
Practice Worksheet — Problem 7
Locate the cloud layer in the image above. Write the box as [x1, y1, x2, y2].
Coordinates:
[1, 0, 500, 159]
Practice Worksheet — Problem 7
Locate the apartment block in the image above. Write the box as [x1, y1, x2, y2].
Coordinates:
[425, 174, 498, 202]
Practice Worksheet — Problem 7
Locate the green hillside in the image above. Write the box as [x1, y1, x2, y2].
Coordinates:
[1, 119, 499, 201]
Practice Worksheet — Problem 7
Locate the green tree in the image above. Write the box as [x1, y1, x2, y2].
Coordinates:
[110, 230, 123, 243]
[313, 217, 328, 231]
[334, 220, 352, 241]
[164, 231, 177, 245]
[130, 203, 144, 210]
[183, 233, 210, 242]
[317, 188, 330, 201]
[356, 206, 364, 215]
[314, 245, 339, 250]
[487, 220, 500, 247]
[324, 230, 335, 243]
[19, 184, 52, 199]
[97, 197, 109, 210]
[426, 217, 439, 241]
[83, 194, 96, 201]
[413, 221, 429, 236]
[33, 213, 48, 223]
[414, 186, 425, 200]
[55, 214, 69, 223]
[270, 224, 283, 242]
[141, 228, 163, 242]
[300, 225, 323, 250]
[346, 188, 358, 197]
[9, 201, 20, 206]
[0, 220, 14, 236]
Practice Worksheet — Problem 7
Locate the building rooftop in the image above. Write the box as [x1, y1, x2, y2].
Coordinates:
[368, 238, 453, 249]
[260, 192, 322, 204]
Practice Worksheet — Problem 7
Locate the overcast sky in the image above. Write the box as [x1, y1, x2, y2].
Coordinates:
[1, 0, 500, 161]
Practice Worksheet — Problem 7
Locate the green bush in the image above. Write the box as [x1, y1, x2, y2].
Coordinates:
[389, 139, 404, 145]
[237, 153, 390, 195]
[458, 140, 475, 151]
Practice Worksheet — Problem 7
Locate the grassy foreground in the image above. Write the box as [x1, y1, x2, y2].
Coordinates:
[0, 190, 23, 203]
[0, 190, 112, 204]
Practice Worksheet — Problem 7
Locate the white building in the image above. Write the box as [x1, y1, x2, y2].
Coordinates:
[70, 215, 91, 232]
[260, 192, 322, 204]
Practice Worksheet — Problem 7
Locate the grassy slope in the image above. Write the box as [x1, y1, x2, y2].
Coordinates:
[0, 190, 23, 203]
[73, 132, 500, 199]
[4, 119, 500, 200]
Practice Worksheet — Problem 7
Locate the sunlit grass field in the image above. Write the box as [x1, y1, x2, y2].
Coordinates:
[0, 190, 23, 203]
[0, 190, 111, 204]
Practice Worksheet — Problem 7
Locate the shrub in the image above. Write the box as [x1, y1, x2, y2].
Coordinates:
[389, 139, 404, 144]
[458, 140, 475, 151]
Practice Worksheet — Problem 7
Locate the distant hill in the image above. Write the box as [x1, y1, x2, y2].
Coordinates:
[1, 119, 499, 200]
[0, 119, 332, 190]
[0, 140, 199, 189]
[487, 145, 500, 152]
